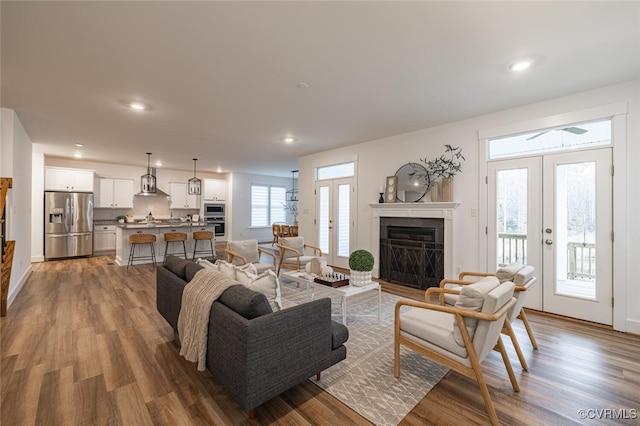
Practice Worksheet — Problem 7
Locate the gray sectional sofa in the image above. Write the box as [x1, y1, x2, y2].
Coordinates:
[156, 256, 349, 416]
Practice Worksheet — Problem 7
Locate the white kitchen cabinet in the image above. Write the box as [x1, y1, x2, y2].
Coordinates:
[45, 167, 94, 192]
[204, 179, 227, 201]
[169, 182, 200, 209]
[94, 225, 116, 252]
[96, 178, 134, 208]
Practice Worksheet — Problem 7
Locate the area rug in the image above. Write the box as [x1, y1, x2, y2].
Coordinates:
[279, 279, 449, 426]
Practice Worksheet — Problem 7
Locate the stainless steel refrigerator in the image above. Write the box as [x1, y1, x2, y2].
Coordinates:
[44, 191, 94, 260]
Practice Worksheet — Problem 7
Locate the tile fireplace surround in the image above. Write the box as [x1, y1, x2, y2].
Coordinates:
[369, 202, 460, 280]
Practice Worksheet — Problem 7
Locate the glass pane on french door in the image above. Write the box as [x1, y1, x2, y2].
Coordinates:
[496, 168, 528, 266]
[317, 185, 330, 255]
[488, 157, 542, 310]
[542, 149, 612, 325]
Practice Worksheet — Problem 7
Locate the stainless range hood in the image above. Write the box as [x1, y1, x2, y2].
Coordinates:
[137, 167, 169, 197]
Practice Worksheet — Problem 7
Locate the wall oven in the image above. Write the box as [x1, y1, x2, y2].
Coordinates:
[205, 217, 225, 236]
[204, 203, 225, 236]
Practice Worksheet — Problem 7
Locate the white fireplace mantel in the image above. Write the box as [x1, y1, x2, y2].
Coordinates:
[369, 202, 460, 280]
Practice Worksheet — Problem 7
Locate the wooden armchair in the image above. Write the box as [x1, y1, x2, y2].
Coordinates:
[276, 236, 323, 275]
[395, 278, 518, 426]
[224, 239, 277, 274]
[439, 264, 538, 371]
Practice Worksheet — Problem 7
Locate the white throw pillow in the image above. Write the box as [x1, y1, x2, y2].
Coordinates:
[215, 260, 237, 279]
[196, 258, 218, 270]
[235, 269, 282, 311]
[453, 276, 500, 346]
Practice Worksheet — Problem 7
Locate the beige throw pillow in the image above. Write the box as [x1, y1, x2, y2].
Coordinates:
[214, 260, 257, 279]
[196, 258, 218, 270]
[235, 268, 282, 311]
[453, 276, 500, 346]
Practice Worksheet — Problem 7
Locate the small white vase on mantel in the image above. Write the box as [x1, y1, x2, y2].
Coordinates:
[430, 181, 440, 202]
[441, 177, 452, 202]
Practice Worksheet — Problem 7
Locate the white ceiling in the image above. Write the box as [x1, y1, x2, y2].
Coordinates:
[2, 1, 639, 177]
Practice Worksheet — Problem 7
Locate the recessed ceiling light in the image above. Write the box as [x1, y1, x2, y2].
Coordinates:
[129, 102, 146, 111]
[284, 136, 296, 143]
[217, 167, 222, 173]
[509, 60, 532, 72]
[73, 153, 83, 158]
[155, 160, 163, 167]
[74, 143, 84, 147]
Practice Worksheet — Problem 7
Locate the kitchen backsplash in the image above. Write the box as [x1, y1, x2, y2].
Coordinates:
[93, 195, 200, 221]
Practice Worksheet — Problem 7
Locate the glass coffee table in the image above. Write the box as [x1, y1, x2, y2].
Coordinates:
[281, 270, 381, 325]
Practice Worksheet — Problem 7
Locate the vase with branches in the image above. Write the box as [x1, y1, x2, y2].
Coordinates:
[421, 144, 465, 201]
[284, 202, 298, 224]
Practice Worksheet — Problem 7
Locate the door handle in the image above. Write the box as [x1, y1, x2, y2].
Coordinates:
[545, 239, 553, 245]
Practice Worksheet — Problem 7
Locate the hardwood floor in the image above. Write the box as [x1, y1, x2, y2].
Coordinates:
[2, 256, 639, 425]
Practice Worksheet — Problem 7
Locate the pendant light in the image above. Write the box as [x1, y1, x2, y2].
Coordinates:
[188, 158, 202, 195]
[141, 152, 156, 194]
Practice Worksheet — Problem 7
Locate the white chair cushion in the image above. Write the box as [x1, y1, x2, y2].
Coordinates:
[514, 265, 535, 286]
[282, 255, 317, 266]
[235, 268, 282, 311]
[473, 281, 515, 361]
[495, 263, 523, 283]
[453, 276, 500, 346]
[228, 240, 260, 265]
[400, 307, 467, 358]
[280, 236, 305, 259]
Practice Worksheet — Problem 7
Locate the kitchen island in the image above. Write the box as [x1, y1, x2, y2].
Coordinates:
[115, 222, 215, 266]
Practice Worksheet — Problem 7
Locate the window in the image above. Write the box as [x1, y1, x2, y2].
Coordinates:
[488, 119, 611, 160]
[316, 162, 355, 180]
[251, 185, 286, 226]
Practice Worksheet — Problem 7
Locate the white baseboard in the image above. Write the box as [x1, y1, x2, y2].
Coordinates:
[625, 319, 640, 336]
[31, 255, 44, 263]
[6, 264, 33, 310]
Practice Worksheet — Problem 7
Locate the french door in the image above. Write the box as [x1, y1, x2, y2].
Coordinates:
[315, 178, 354, 269]
[488, 148, 613, 324]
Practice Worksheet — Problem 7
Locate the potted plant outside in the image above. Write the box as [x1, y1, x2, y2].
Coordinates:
[348, 249, 375, 287]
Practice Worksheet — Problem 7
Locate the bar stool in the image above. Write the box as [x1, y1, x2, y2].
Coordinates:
[192, 231, 215, 260]
[163, 232, 188, 264]
[128, 233, 157, 268]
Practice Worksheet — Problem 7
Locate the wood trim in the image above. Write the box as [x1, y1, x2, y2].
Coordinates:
[1, 240, 15, 316]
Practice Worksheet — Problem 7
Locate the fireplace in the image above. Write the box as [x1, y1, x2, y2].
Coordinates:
[370, 202, 459, 290]
[379, 217, 444, 290]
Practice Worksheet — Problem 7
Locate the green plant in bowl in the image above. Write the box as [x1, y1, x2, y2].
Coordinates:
[348, 249, 374, 272]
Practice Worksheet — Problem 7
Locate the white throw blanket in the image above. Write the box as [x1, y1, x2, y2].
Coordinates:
[178, 269, 238, 371]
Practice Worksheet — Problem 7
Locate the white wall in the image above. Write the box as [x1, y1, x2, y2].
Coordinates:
[1, 109, 34, 309]
[299, 79, 639, 333]
[229, 172, 294, 243]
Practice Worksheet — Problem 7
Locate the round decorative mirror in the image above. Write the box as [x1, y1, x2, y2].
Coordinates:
[394, 163, 430, 202]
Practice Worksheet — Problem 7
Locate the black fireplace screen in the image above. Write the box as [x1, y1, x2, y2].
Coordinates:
[379, 219, 444, 290]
